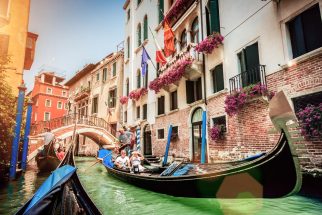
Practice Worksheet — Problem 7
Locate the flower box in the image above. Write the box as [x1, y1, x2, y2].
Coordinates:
[119, 96, 129, 105]
[129, 88, 148, 101]
[195, 32, 224, 54]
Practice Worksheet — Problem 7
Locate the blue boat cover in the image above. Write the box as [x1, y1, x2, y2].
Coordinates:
[98, 149, 114, 168]
[242, 152, 266, 161]
[172, 164, 194, 176]
[22, 165, 76, 215]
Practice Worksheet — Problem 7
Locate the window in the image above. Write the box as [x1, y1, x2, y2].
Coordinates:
[191, 17, 199, 43]
[158, 96, 165, 115]
[0, 0, 9, 18]
[0, 34, 9, 56]
[143, 65, 148, 88]
[45, 99, 51, 107]
[108, 89, 117, 108]
[137, 23, 142, 47]
[92, 96, 98, 114]
[157, 129, 165, 139]
[44, 112, 50, 121]
[62, 90, 67, 97]
[64, 103, 68, 110]
[186, 78, 202, 104]
[46, 87, 52, 94]
[143, 104, 147, 120]
[144, 15, 148, 40]
[124, 111, 127, 123]
[137, 106, 141, 119]
[127, 37, 130, 58]
[137, 0, 142, 6]
[206, 0, 220, 35]
[127, 9, 131, 21]
[103, 68, 107, 81]
[96, 72, 100, 81]
[158, 0, 164, 23]
[126, 78, 130, 96]
[212, 64, 224, 93]
[34, 113, 37, 121]
[171, 126, 179, 140]
[237, 42, 260, 86]
[112, 62, 116, 77]
[287, 4, 322, 59]
[57, 101, 63, 109]
[137, 69, 141, 88]
[170, 90, 178, 110]
[212, 115, 227, 132]
[180, 30, 187, 50]
[88, 81, 91, 89]
[169, 0, 174, 7]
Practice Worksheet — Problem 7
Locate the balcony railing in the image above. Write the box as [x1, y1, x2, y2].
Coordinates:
[165, 0, 197, 27]
[229, 65, 267, 93]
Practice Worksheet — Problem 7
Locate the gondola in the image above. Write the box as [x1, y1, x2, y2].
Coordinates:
[102, 91, 302, 198]
[16, 128, 102, 215]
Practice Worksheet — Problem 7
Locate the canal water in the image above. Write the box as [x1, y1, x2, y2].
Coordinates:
[0, 157, 321, 215]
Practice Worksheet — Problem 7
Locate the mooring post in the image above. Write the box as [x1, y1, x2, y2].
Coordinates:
[136, 125, 141, 153]
[9, 83, 26, 179]
[21, 99, 33, 171]
[201, 111, 207, 164]
[163, 124, 172, 166]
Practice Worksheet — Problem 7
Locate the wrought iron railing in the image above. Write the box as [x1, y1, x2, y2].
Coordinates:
[229, 65, 266, 93]
[30, 113, 117, 137]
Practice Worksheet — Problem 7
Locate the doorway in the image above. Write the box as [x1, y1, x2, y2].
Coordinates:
[191, 108, 205, 162]
[143, 124, 152, 155]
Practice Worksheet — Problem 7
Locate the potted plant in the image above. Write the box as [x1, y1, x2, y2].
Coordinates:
[297, 103, 322, 139]
[210, 124, 225, 141]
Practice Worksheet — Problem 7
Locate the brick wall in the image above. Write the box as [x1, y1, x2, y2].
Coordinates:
[267, 52, 322, 171]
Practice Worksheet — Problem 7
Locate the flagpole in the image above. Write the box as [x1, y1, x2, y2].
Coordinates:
[142, 44, 158, 71]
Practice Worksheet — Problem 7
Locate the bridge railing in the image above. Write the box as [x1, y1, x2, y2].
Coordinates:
[30, 113, 117, 138]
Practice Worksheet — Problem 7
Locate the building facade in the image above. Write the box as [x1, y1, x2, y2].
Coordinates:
[65, 50, 124, 136]
[122, 0, 322, 172]
[0, 0, 37, 95]
[29, 71, 68, 124]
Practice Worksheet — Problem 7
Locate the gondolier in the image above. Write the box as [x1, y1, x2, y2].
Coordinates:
[37, 128, 56, 156]
[118, 128, 133, 155]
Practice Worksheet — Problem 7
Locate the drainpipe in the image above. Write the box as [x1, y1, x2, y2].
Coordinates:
[199, 0, 207, 105]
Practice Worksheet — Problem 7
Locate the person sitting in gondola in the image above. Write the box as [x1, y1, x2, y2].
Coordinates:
[130, 151, 145, 173]
[115, 150, 130, 170]
[56, 146, 65, 161]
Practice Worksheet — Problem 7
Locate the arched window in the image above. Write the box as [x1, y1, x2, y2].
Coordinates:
[206, 0, 220, 35]
[127, 37, 130, 58]
[137, 0, 142, 6]
[191, 107, 203, 124]
[126, 78, 129, 96]
[137, 23, 142, 47]
[180, 30, 187, 50]
[137, 69, 141, 88]
[143, 15, 148, 40]
[191, 17, 199, 43]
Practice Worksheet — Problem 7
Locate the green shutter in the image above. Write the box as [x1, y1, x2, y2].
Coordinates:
[113, 62, 116, 76]
[144, 16, 148, 40]
[209, 0, 220, 33]
[214, 64, 224, 92]
[127, 38, 130, 58]
[186, 80, 194, 104]
[159, 0, 164, 23]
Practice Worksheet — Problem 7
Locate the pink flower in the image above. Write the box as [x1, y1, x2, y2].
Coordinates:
[119, 96, 129, 105]
[210, 125, 224, 141]
[195, 33, 224, 54]
[129, 88, 148, 101]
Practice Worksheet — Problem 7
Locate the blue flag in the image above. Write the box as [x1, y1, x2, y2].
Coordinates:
[141, 46, 151, 76]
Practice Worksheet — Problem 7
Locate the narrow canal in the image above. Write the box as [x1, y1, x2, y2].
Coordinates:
[0, 157, 321, 215]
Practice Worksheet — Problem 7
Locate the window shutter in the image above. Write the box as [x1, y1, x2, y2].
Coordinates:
[196, 78, 202, 101]
[113, 63, 116, 76]
[245, 43, 260, 84]
[209, 0, 220, 33]
[144, 17, 148, 40]
[186, 80, 194, 104]
[214, 64, 224, 92]
[289, 16, 306, 58]
[159, 0, 164, 23]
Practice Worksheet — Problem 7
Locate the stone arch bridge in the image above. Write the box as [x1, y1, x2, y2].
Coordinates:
[28, 114, 118, 160]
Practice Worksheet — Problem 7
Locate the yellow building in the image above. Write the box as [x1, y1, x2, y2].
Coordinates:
[0, 0, 37, 95]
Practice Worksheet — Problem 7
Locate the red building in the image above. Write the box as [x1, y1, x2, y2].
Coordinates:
[29, 71, 68, 124]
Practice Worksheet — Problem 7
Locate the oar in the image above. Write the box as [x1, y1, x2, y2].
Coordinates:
[81, 151, 113, 172]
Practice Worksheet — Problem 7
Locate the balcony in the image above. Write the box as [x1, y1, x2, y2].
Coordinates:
[74, 86, 90, 102]
[24, 32, 38, 70]
[165, 0, 197, 27]
[229, 65, 267, 93]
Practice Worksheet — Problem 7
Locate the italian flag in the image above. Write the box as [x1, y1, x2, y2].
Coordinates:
[154, 38, 167, 65]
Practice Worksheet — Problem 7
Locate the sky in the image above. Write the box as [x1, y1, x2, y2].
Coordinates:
[24, 0, 125, 91]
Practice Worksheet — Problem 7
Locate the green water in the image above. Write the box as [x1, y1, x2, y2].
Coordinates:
[0, 157, 321, 215]
[76, 157, 322, 215]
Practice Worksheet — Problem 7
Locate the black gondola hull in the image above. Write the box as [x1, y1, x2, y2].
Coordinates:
[105, 132, 301, 198]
